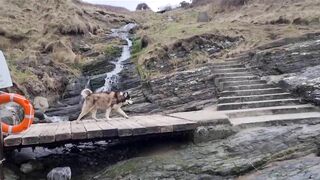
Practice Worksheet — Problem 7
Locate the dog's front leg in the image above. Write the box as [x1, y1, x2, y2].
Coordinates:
[105, 108, 112, 121]
[116, 108, 129, 119]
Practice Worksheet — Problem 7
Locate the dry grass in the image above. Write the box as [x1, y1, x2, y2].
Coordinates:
[0, 0, 131, 97]
[133, 0, 320, 63]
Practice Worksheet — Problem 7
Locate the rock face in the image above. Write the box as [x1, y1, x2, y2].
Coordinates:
[247, 33, 320, 105]
[143, 34, 243, 75]
[47, 167, 72, 180]
[92, 124, 320, 179]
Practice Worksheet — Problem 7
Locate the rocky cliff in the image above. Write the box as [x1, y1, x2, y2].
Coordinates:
[246, 33, 320, 105]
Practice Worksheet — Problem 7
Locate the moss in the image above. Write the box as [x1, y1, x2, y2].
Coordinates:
[104, 45, 121, 58]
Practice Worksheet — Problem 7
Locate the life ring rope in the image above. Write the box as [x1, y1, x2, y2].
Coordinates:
[0, 93, 34, 134]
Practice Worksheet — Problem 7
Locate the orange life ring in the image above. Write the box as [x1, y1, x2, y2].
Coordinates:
[0, 93, 34, 134]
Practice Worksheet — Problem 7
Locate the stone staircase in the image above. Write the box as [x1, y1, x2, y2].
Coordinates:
[214, 60, 320, 127]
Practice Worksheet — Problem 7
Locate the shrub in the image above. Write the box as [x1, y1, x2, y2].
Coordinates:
[104, 45, 121, 58]
[131, 38, 143, 55]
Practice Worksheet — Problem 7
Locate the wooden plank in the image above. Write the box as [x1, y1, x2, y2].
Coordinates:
[160, 116, 197, 131]
[22, 124, 44, 145]
[107, 119, 133, 137]
[82, 120, 102, 139]
[130, 117, 162, 134]
[122, 119, 148, 136]
[55, 122, 71, 142]
[136, 115, 174, 133]
[71, 121, 87, 140]
[145, 115, 197, 132]
[95, 121, 118, 137]
[39, 123, 59, 144]
[4, 128, 31, 147]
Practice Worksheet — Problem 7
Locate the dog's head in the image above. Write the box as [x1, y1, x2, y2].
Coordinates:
[119, 92, 133, 105]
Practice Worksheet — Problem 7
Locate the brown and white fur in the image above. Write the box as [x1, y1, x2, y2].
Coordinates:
[76, 89, 133, 121]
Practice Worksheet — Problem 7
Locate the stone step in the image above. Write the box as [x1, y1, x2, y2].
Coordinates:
[231, 112, 320, 127]
[220, 88, 286, 97]
[216, 76, 260, 83]
[223, 80, 266, 87]
[211, 61, 241, 66]
[212, 64, 245, 69]
[218, 93, 293, 104]
[224, 84, 275, 91]
[215, 72, 253, 78]
[217, 98, 301, 110]
[225, 105, 319, 118]
[214, 68, 248, 73]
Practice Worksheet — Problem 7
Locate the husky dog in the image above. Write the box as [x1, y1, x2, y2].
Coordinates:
[76, 89, 133, 121]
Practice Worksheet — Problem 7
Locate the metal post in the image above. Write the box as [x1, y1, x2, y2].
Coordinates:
[0, 118, 4, 180]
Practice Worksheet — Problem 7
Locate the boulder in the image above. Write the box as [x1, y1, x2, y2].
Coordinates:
[47, 167, 72, 180]
[136, 3, 151, 11]
[20, 160, 43, 174]
[33, 96, 49, 112]
[197, 12, 210, 22]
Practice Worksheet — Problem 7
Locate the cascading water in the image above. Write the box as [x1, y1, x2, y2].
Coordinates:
[95, 23, 136, 92]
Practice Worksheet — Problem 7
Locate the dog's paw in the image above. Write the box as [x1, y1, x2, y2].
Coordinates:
[125, 116, 129, 119]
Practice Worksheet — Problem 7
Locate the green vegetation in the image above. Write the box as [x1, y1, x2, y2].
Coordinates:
[131, 37, 143, 56]
[104, 45, 121, 58]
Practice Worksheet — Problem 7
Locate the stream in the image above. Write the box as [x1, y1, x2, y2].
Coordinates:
[92, 23, 135, 92]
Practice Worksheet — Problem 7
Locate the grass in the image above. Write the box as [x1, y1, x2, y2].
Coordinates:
[131, 0, 320, 75]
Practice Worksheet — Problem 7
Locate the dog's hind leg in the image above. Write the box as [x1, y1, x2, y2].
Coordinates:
[91, 109, 104, 121]
[76, 108, 90, 121]
[76, 103, 95, 121]
[116, 107, 129, 119]
[105, 108, 112, 121]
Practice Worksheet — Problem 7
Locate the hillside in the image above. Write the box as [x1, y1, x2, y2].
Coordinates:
[0, 0, 132, 102]
[133, 0, 320, 77]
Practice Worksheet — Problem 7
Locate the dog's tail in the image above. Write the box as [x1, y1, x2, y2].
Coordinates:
[81, 88, 93, 99]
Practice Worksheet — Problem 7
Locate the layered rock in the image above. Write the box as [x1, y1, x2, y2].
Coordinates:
[246, 33, 320, 105]
[90, 124, 320, 179]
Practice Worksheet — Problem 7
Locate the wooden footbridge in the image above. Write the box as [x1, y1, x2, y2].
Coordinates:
[3, 112, 229, 149]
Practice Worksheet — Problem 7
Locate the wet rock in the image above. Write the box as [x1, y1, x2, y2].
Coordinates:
[82, 55, 116, 76]
[4, 167, 19, 180]
[193, 125, 238, 143]
[20, 160, 43, 174]
[94, 124, 320, 179]
[243, 154, 320, 179]
[47, 167, 72, 180]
